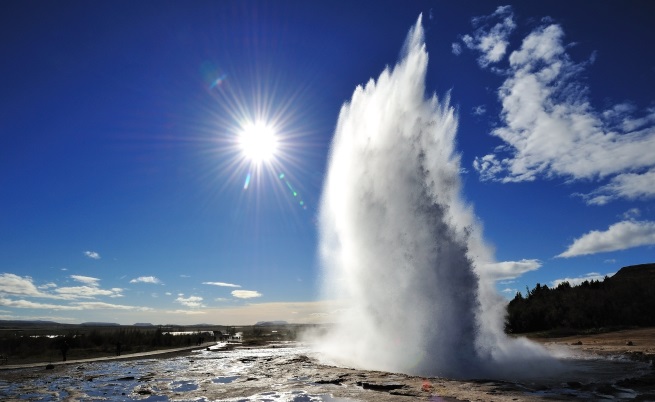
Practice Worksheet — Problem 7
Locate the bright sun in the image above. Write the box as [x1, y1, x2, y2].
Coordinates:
[238, 122, 278, 164]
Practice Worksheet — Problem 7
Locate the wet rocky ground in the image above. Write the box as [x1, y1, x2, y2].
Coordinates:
[1, 341, 654, 401]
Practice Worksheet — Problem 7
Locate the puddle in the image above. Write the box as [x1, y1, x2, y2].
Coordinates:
[171, 380, 198, 392]
[212, 375, 240, 384]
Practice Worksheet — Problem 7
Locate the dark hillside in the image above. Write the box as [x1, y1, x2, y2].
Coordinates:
[506, 263, 655, 333]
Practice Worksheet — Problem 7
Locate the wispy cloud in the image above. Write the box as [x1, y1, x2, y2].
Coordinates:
[557, 220, 655, 258]
[451, 42, 462, 55]
[84, 251, 101, 260]
[175, 295, 204, 308]
[459, 6, 655, 205]
[460, 5, 515, 67]
[231, 290, 262, 299]
[472, 105, 487, 116]
[55, 285, 123, 299]
[202, 281, 241, 288]
[551, 272, 614, 288]
[130, 276, 161, 284]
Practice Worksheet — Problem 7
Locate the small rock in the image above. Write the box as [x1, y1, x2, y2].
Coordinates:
[315, 377, 343, 385]
[626, 341, 634, 346]
[572, 341, 582, 345]
[390, 389, 420, 396]
[45, 363, 55, 370]
[356, 381, 404, 391]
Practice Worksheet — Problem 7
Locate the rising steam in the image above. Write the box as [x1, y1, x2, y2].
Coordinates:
[315, 15, 556, 379]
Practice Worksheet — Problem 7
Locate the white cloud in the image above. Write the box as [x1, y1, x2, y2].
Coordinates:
[451, 42, 462, 55]
[231, 290, 262, 299]
[558, 220, 655, 258]
[460, 5, 515, 67]
[130, 276, 161, 284]
[551, 272, 613, 288]
[202, 281, 241, 288]
[464, 7, 655, 204]
[0, 272, 122, 300]
[175, 295, 204, 308]
[481, 259, 542, 280]
[37, 282, 57, 290]
[70, 275, 100, 286]
[0, 274, 49, 298]
[84, 251, 101, 260]
[501, 288, 518, 294]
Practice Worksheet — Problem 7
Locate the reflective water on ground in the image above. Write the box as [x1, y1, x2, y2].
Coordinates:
[0, 343, 652, 401]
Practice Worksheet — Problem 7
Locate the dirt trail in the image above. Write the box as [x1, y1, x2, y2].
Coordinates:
[528, 327, 655, 359]
[0, 342, 217, 370]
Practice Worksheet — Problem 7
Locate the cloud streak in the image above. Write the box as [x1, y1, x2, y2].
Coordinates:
[460, 6, 655, 205]
[557, 220, 655, 258]
[0, 297, 151, 311]
[202, 281, 241, 288]
[70, 275, 100, 286]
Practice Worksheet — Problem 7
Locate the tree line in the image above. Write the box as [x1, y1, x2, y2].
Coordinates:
[0, 328, 206, 362]
[505, 263, 655, 333]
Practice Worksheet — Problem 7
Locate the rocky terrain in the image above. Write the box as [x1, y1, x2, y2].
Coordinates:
[0, 328, 654, 401]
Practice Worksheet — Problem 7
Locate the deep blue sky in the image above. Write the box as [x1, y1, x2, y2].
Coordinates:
[1, 1, 654, 324]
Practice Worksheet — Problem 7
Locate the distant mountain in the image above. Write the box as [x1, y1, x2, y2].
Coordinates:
[255, 320, 289, 326]
[609, 263, 655, 282]
[80, 322, 120, 326]
[133, 323, 155, 326]
[506, 263, 655, 333]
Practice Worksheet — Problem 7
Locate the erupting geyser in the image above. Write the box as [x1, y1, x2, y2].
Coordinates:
[315, 15, 557, 379]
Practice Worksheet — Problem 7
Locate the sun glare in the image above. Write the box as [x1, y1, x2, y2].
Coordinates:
[239, 122, 278, 164]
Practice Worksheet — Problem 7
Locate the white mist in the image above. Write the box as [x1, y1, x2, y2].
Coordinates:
[315, 15, 557, 379]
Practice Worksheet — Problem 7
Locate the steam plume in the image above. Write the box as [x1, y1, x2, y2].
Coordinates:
[315, 15, 555, 379]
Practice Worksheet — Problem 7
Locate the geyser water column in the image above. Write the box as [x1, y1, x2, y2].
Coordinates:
[316, 16, 554, 379]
